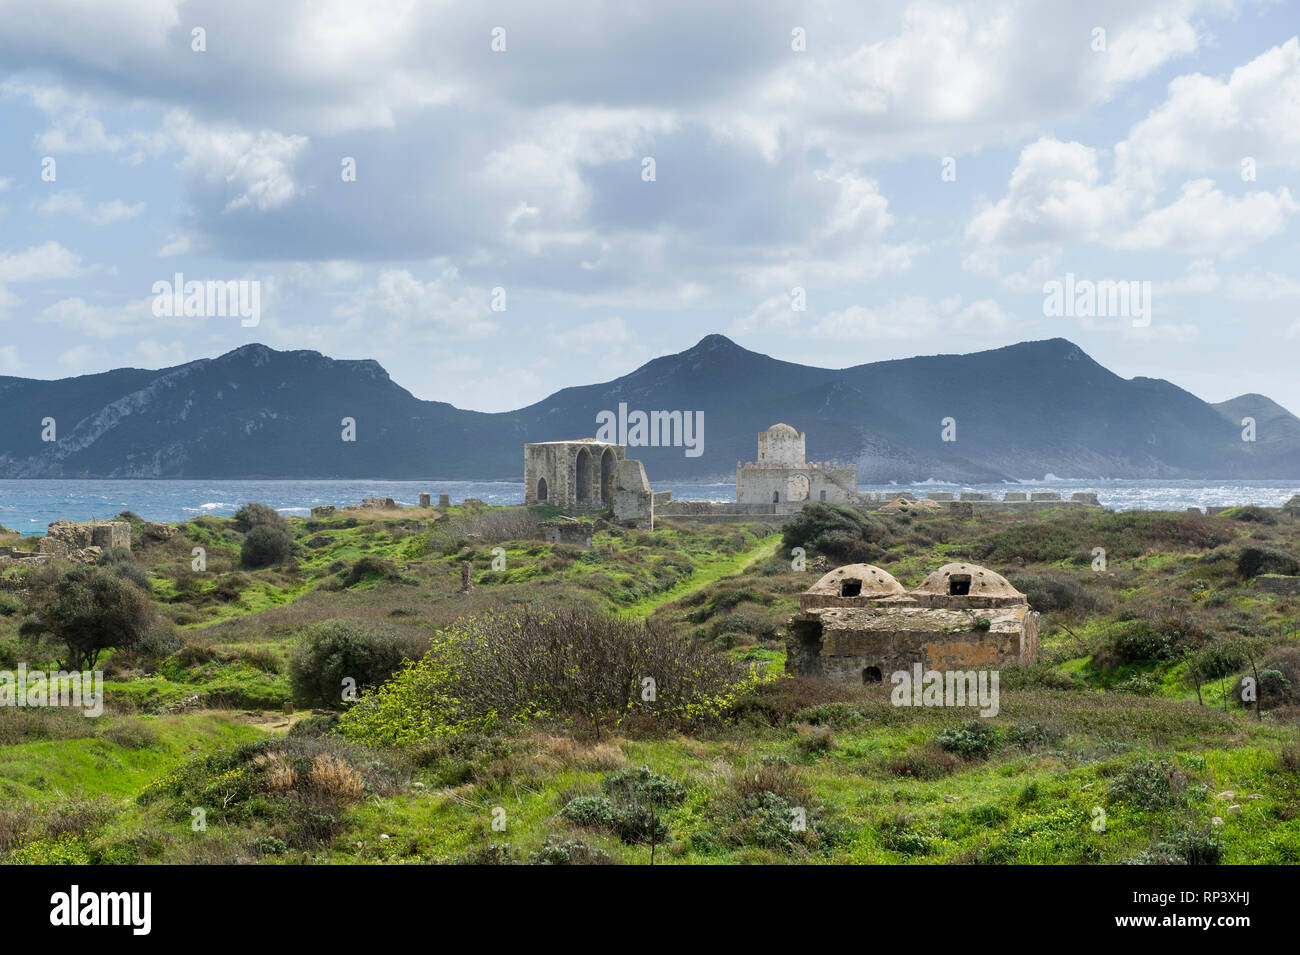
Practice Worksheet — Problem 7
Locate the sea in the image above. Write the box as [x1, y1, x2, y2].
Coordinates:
[1, 477, 1298, 535]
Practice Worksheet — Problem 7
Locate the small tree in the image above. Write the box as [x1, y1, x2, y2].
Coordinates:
[20, 564, 158, 670]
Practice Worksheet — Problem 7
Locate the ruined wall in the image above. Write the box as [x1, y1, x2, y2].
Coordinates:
[612, 459, 654, 529]
[542, 520, 594, 548]
[2, 521, 131, 567]
[787, 605, 1037, 682]
[736, 463, 857, 505]
[524, 441, 625, 508]
[757, 427, 805, 467]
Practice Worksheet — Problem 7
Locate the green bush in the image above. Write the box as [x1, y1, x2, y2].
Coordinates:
[1007, 571, 1110, 613]
[525, 837, 614, 865]
[241, 524, 294, 568]
[288, 620, 428, 710]
[781, 502, 892, 565]
[1099, 620, 1173, 666]
[1236, 546, 1299, 579]
[561, 767, 686, 845]
[288, 712, 342, 738]
[936, 719, 1001, 759]
[1106, 759, 1191, 811]
[338, 607, 754, 744]
[232, 502, 285, 532]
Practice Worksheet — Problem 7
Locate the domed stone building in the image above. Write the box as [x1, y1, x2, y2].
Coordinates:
[735, 423, 857, 505]
[786, 562, 1039, 683]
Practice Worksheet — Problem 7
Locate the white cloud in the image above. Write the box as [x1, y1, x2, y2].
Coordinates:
[1117, 180, 1297, 256]
[966, 138, 1129, 248]
[968, 140, 1298, 260]
[1117, 37, 1300, 192]
[1224, 270, 1300, 301]
[331, 268, 498, 340]
[0, 241, 84, 282]
[37, 295, 157, 339]
[33, 191, 85, 216]
[731, 293, 1023, 341]
[166, 110, 308, 212]
[91, 199, 145, 224]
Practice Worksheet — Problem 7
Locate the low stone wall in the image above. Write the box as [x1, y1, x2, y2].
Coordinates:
[1257, 575, 1300, 596]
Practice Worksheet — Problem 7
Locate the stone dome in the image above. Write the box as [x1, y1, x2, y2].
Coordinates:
[806, 563, 906, 598]
[766, 423, 800, 437]
[913, 562, 1023, 598]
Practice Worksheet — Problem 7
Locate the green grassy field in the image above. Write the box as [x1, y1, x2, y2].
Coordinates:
[2, 502, 1299, 864]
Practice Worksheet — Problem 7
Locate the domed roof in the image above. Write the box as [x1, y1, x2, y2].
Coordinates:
[766, 423, 800, 437]
[913, 562, 1023, 598]
[806, 563, 905, 597]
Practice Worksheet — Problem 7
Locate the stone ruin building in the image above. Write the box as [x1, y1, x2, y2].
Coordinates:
[0, 520, 132, 568]
[736, 423, 857, 505]
[524, 439, 669, 529]
[787, 561, 1039, 683]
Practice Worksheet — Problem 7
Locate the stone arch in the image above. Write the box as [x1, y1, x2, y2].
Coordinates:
[537, 477, 548, 502]
[599, 448, 616, 505]
[575, 447, 592, 504]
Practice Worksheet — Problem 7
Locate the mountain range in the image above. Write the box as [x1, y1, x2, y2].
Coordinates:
[1, 335, 1297, 482]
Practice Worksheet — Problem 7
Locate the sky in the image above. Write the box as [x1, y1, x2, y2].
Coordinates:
[0, 0, 1297, 413]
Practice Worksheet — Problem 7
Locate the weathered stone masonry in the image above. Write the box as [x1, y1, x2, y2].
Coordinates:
[787, 562, 1039, 683]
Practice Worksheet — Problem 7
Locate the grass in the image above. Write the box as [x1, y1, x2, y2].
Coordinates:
[2, 502, 1299, 863]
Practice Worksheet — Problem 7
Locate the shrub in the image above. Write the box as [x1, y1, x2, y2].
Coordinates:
[794, 723, 835, 756]
[338, 607, 758, 744]
[1125, 826, 1223, 865]
[232, 502, 284, 532]
[792, 702, 864, 728]
[1226, 505, 1275, 524]
[781, 502, 892, 565]
[339, 556, 406, 588]
[878, 815, 935, 856]
[1007, 571, 1111, 614]
[1233, 648, 1300, 711]
[561, 767, 685, 845]
[289, 620, 428, 710]
[1184, 641, 1247, 682]
[561, 795, 615, 828]
[603, 766, 687, 808]
[936, 719, 1001, 759]
[139, 736, 402, 849]
[1106, 759, 1191, 811]
[1006, 722, 1066, 751]
[717, 760, 844, 854]
[1098, 620, 1173, 667]
[241, 524, 294, 568]
[886, 745, 960, 780]
[1236, 546, 1299, 579]
[525, 837, 614, 865]
[727, 676, 858, 727]
[100, 719, 160, 750]
[288, 712, 342, 738]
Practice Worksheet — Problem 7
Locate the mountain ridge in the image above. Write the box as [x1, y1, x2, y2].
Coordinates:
[0, 335, 1296, 482]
